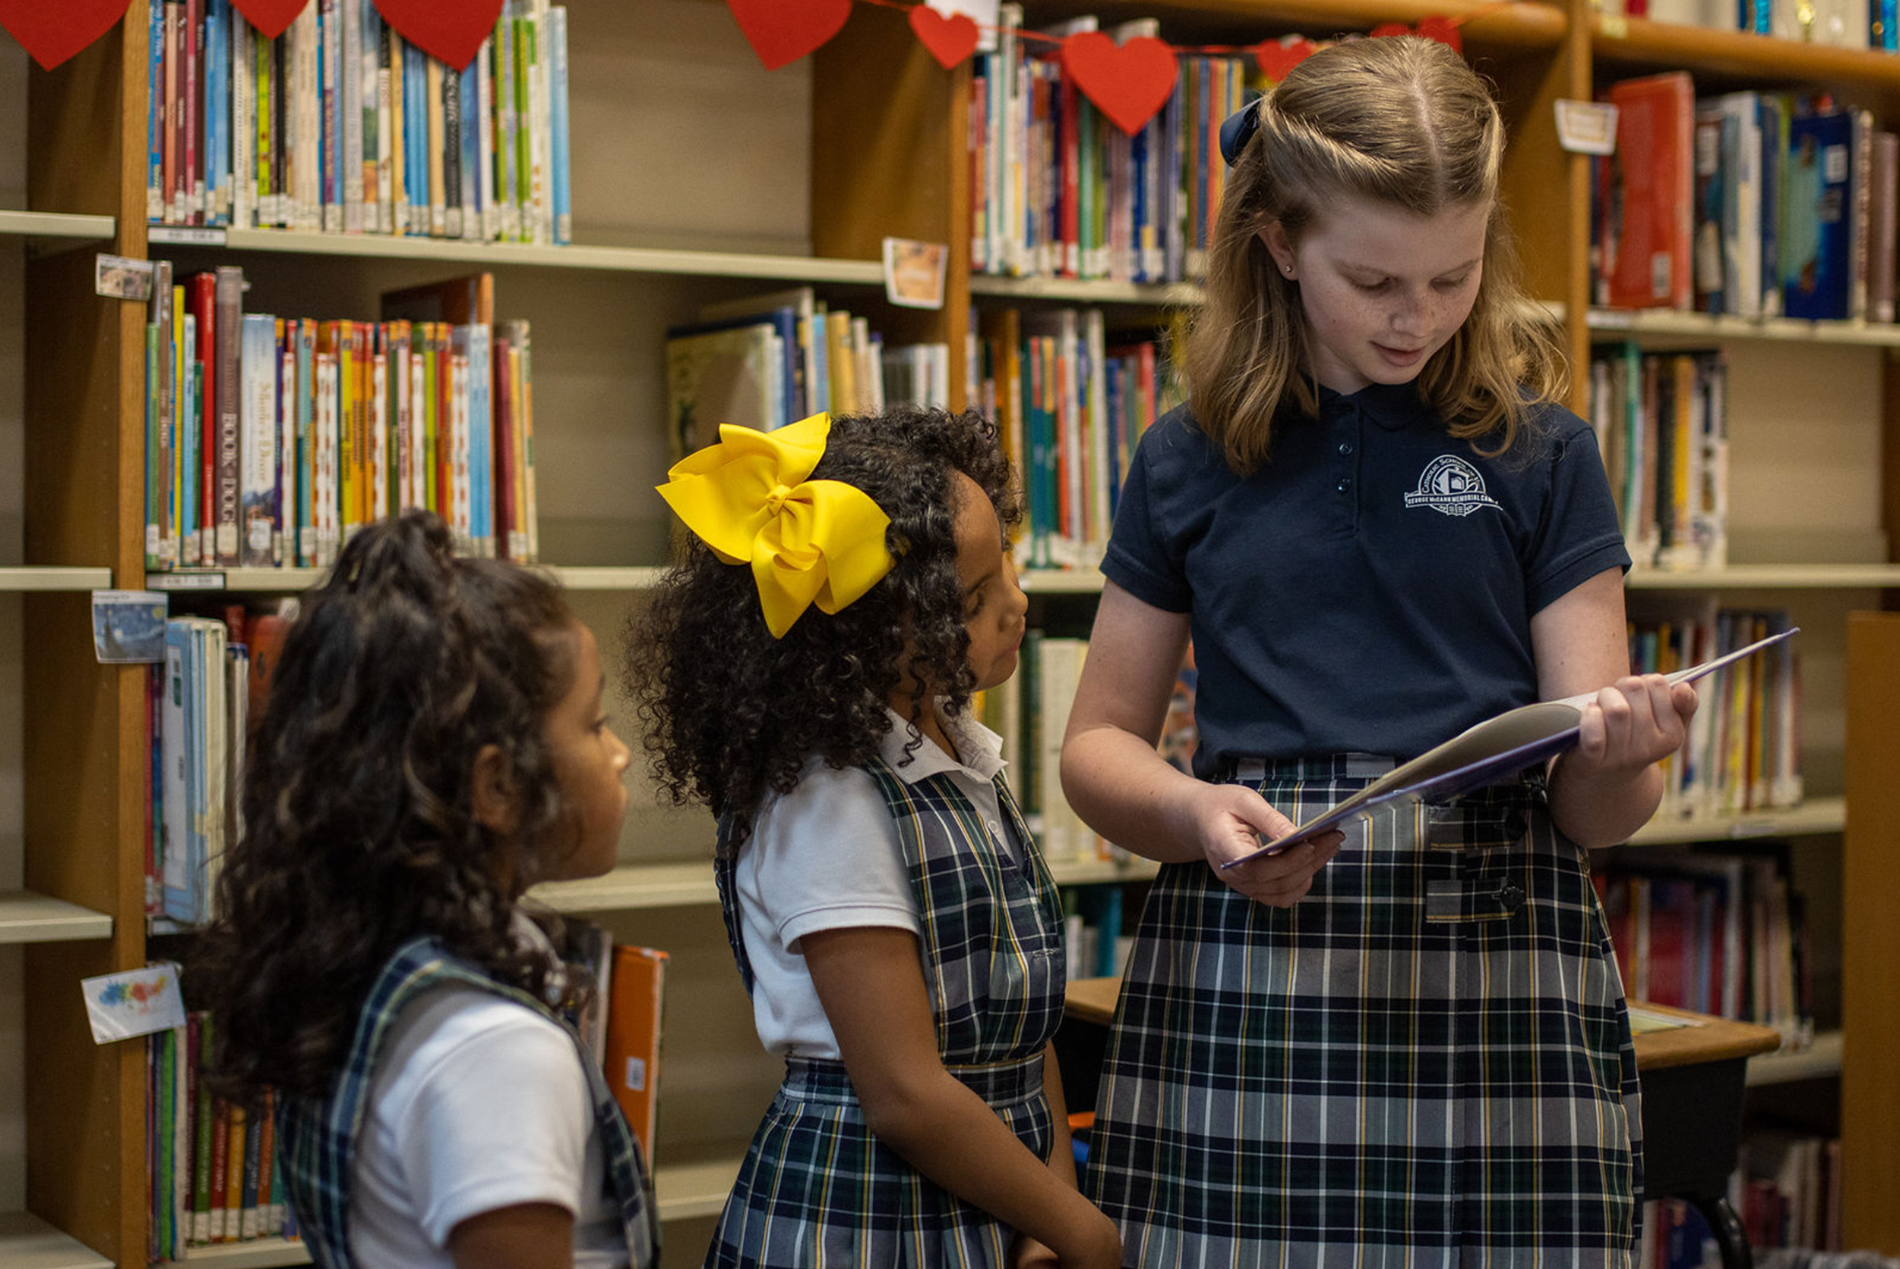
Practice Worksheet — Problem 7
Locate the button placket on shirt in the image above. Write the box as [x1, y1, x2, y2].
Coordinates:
[1328, 400, 1362, 530]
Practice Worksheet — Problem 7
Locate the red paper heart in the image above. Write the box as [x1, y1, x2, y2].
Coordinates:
[909, 5, 978, 70]
[231, 0, 308, 40]
[372, 0, 503, 72]
[725, 0, 851, 72]
[1415, 16, 1464, 52]
[1061, 31, 1178, 137]
[0, 0, 131, 71]
[1370, 17, 1464, 52]
[1254, 36, 1317, 83]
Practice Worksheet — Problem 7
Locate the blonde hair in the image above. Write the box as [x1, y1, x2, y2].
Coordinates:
[1181, 36, 1566, 473]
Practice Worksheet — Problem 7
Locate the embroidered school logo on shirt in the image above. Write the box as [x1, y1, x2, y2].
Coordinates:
[1404, 455, 1502, 517]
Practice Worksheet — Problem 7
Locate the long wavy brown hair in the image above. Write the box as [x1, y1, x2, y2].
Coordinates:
[624, 406, 1022, 850]
[1183, 35, 1566, 473]
[193, 511, 582, 1104]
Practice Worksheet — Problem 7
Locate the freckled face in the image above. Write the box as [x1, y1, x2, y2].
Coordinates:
[1264, 195, 1490, 395]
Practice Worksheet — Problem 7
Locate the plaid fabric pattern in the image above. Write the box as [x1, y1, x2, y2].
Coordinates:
[1084, 756, 1642, 1269]
[276, 937, 658, 1268]
[707, 759, 1066, 1267]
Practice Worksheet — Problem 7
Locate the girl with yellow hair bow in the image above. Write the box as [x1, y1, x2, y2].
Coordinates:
[626, 406, 1121, 1269]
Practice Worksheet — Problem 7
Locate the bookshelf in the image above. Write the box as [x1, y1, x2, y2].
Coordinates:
[0, 2, 1895, 1267]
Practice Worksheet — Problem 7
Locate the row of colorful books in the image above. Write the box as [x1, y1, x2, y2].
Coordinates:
[1598, 0, 1895, 51]
[1635, 607, 1803, 821]
[144, 265, 540, 572]
[1061, 884, 1136, 982]
[1594, 843, 1810, 1041]
[1596, 75, 1899, 323]
[662, 286, 948, 459]
[145, 1011, 296, 1261]
[148, 0, 572, 243]
[1589, 345, 1729, 572]
[1737, 1130, 1847, 1257]
[149, 615, 252, 926]
[972, 6, 1251, 283]
[974, 307, 1179, 572]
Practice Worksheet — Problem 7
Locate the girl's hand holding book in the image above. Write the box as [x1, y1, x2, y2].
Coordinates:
[1195, 782, 1343, 908]
[1569, 672, 1699, 778]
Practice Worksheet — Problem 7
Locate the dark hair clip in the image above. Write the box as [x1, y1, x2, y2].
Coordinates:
[1219, 99, 1261, 167]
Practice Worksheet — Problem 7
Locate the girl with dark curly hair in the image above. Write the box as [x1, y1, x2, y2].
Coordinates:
[627, 407, 1120, 1269]
[193, 510, 657, 1269]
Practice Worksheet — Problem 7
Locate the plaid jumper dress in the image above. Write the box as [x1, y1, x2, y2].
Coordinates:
[1084, 758, 1642, 1269]
[275, 937, 658, 1268]
[706, 756, 1067, 1268]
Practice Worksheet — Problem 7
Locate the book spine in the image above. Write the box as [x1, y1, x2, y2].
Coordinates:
[321, 0, 340, 231]
[476, 36, 496, 240]
[442, 64, 463, 239]
[426, 54, 445, 236]
[341, 0, 363, 231]
[183, 0, 201, 223]
[388, 26, 407, 235]
[213, 266, 243, 565]
[548, 7, 570, 244]
[276, 321, 294, 565]
[367, 0, 387, 233]
[239, 313, 278, 568]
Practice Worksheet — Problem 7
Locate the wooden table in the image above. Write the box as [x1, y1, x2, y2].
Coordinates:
[1060, 979, 1780, 1268]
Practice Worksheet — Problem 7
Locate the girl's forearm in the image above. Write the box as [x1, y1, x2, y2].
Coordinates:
[1546, 753, 1664, 850]
[1060, 723, 1208, 864]
[862, 1067, 1115, 1260]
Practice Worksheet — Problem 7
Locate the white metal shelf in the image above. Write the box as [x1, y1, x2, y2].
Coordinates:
[655, 1156, 746, 1222]
[0, 1212, 112, 1269]
[145, 564, 669, 593]
[1628, 796, 1844, 846]
[0, 892, 113, 945]
[531, 853, 1158, 914]
[970, 275, 1201, 306]
[0, 567, 112, 592]
[1589, 307, 1900, 347]
[0, 210, 116, 242]
[1627, 564, 1900, 589]
[1747, 1029, 1843, 1086]
[150, 225, 888, 285]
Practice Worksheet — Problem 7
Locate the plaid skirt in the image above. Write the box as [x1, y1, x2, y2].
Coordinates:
[705, 1054, 1052, 1268]
[1083, 756, 1642, 1269]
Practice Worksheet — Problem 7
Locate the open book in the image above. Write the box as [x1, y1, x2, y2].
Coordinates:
[1221, 626, 1799, 867]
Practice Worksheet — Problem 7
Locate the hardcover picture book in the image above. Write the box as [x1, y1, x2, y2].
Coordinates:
[1222, 625, 1799, 865]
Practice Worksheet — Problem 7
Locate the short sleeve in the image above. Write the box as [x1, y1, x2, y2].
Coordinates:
[1524, 419, 1632, 614]
[388, 994, 593, 1246]
[747, 764, 921, 950]
[1100, 414, 1198, 613]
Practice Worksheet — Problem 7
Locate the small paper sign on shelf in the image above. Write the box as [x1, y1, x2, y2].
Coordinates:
[884, 237, 948, 310]
[90, 590, 168, 664]
[81, 962, 186, 1044]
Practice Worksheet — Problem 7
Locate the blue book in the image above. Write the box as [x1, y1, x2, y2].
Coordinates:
[148, 0, 164, 222]
[294, 322, 314, 565]
[1782, 108, 1855, 321]
[459, 46, 480, 237]
[406, 41, 427, 233]
[202, 0, 225, 225]
[548, 6, 571, 244]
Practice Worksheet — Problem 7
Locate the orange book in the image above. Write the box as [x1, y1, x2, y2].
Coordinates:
[1604, 72, 1695, 310]
[601, 944, 669, 1166]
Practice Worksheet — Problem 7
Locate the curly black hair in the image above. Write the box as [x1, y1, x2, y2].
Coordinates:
[624, 405, 1022, 849]
[193, 510, 584, 1104]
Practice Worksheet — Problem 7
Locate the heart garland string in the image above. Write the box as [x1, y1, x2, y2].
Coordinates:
[727, 0, 1471, 135]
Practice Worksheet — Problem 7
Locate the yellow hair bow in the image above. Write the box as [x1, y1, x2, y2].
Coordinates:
[657, 413, 894, 638]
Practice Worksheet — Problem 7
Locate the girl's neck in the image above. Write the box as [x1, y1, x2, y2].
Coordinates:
[898, 697, 958, 764]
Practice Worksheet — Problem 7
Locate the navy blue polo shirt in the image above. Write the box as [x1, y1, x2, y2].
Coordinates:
[1102, 381, 1629, 778]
